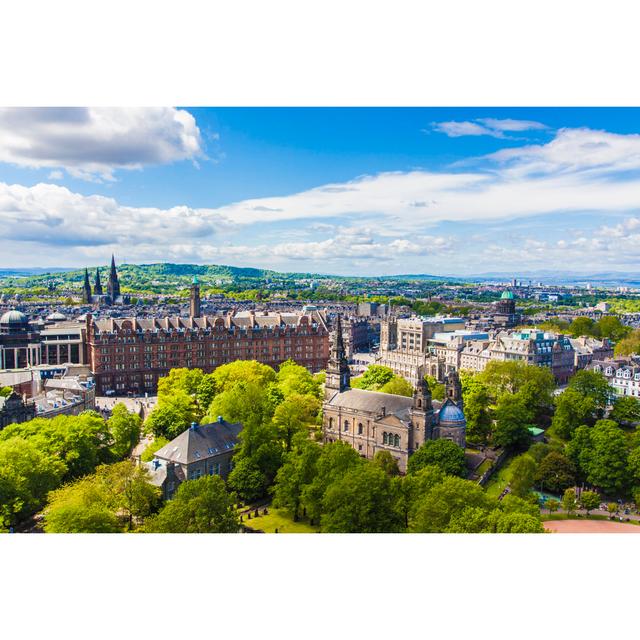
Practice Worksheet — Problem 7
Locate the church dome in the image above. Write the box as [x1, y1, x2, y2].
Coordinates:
[501, 290, 515, 300]
[438, 401, 466, 426]
[0, 309, 28, 324]
[46, 312, 67, 321]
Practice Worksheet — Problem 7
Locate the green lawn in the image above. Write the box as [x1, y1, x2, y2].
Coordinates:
[242, 508, 320, 533]
[484, 456, 515, 500]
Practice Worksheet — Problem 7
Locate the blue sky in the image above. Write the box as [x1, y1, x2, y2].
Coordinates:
[2, 107, 640, 275]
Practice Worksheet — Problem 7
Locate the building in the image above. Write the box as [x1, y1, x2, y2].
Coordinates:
[322, 318, 466, 473]
[492, 290, 519, 328]
[0, 310, 43, 368]
[86, 309, 330, 395]
[189, 275, 201, 318]
[569, 336, 614, 370]
[591, 358, 640, 399]
[144, 417, 242, 499]
[83, 256, 128, 306]
[0, 391, 36, 430]
[460, 329, 575, 382]
[377, 315, 466, 384]
[341, 316, 370, 359]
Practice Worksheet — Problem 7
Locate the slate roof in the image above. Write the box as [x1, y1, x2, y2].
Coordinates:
[325, 388, 414, 421]
[153, 418, 242, 465]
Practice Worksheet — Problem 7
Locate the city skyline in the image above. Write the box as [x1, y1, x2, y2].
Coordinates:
[2, 107, 640, 275]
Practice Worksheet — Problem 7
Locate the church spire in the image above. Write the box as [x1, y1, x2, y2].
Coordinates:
[190, 274, 201, 318]
[107, 254, 121, 302]
[445, 370, 463, 409]
[325, 315, 350, 397]
[94, 267, 103, 296]
[82, 268, 92, 304]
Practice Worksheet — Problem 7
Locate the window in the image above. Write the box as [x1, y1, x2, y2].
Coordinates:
[358, 423, 363, 435]
[343, 420, 349, 432]
[328, 417, 333, 429]
[383, 432, 388, 445]
[394, 434, 400, 447]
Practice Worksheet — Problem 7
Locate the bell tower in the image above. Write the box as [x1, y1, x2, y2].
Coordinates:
[324, 316, 350, 398]
[445, 370, 463, 409]
[410, 365, 434, 448]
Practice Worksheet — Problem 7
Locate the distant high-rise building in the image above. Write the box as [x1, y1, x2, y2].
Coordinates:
[190, 275, 201, 318]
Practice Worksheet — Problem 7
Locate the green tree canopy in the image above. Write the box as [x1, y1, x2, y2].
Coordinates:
[144, 475, 238, 533]
[407, 439, 467, 477]
[372, 450, 401, 476]
[551, 389, 597, 440]
[320, 464, 404, 533]
[378, 376, 414, 397]
[351, 365, 395, 390]
[610, 396, 640, 424]
[509, 454, 538, 498]
[108, 403, 142, 459]
[492, 394, 533, 451]
[586, 420, 630, 495]
[534, 451, 576, 494]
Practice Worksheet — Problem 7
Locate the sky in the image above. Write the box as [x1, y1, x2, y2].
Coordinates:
[2, 106, 640, 276]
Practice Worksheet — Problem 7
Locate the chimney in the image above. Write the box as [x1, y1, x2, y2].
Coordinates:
[190, 421, 198, 430]
[217, 415, 224, 424]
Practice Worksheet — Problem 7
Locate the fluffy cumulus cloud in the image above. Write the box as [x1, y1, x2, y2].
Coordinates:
[0, 107, 204, 181]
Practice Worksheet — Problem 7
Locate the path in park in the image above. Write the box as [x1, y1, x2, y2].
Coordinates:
[544, 520, 640, 533]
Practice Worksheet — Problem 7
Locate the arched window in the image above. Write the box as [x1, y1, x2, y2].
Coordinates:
[417, 398, 422, 408]
[328, 417, 333, 429]
[343, 420, 349, 432]
[394, 434, 400, 447]
[383, 432, 388, 445]
[358, 423, 363, 435]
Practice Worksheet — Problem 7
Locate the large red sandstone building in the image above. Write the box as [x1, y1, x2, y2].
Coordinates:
[86, 309, 329, 395]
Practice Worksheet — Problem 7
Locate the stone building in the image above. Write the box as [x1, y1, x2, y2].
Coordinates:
[322, 318, 466, 473]
[492, 290, 519, 328]
[145, 417, 242, 499]
[377, 314, 466, 384]
[590, 358, 640, 399]
[86, 309, 329, 395]
[0, 390, 36, 430]
[0, 310, 43, 369]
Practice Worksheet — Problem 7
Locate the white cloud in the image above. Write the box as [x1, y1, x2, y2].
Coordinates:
[476, 118, 547, 132]
[432, 121, 499, 138]
[0, 107, 204, 181]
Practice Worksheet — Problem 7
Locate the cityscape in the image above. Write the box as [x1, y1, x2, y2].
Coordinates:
[3, 107, 640, 534]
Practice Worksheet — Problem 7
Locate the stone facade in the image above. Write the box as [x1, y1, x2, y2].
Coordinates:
[322, 320, 466, 473]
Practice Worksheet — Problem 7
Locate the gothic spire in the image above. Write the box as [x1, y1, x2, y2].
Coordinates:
[94, 266, 103, 295]
[82, 268, 92, 304]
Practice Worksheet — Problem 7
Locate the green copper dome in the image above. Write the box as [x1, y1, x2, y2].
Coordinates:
[501, 290, 514, 300]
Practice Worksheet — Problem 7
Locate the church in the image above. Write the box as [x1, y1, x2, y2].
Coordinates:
[82, 255, 128, 305]
[322, 317, 466, 473]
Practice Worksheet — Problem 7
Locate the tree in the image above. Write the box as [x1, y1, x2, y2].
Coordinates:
[569, 317, 595, 337]
[491, 512, 544, 533]
[407, 439, 466, 477]
[206, 381, 273, 429]
[145, 391, 197, 440]
[144, 475, 238, 533]
[373, 450, 400, 476]
[546, 498, 560, 514]
[271, 441, 321, 520]
[562, 488, 578, 515]
[509, 454, 538, 498]
[211, 360, 276, 393]
[0, 437, 66, 528]
[352, 365, 395, 390]
[140, 436, 170, 462]
[567, 370, 611, 413]
[492, 394, 533, 451]
[272, 393, 320, 452]
[301, 441, 362, 525]
[528, 442, 551, 464]
[393, 465, 445, 529]
[276, 360, 321, 399]
[614, 329, 640, 357]
[108, 403, 142, 459]
[0, 386, 12, 398]
[534, 451, 576, 494]
[462, 384, 492, 445]
[320, 464, 404, 533]
[586, 420, 630, 496]
[629, 447, 640, 485]
[43, 461, 160, 533]
[595, 315, 631, 341]
[551, 389, 597, 440]
[580, 490, 600, 515]
[227, 455, 272, 503]
[607, 502, 618, 517]
[610, 396, 640, 425]
[411, 476, 494, 533]
[378, 376, 413, 397]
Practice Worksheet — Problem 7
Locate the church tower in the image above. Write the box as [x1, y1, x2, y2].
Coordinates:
[94, 267, 103, 296]
[81, 268, 92, 304]
[445, 370, 463, 410]
[324, 316, 350, 398]
[190, 275, 201, 318]
[107, 254, 121, 302]
[410, 365, 434, 449]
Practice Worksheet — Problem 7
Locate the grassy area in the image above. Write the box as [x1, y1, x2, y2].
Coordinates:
[474, 458, 493, 477]
[543, 513, 640, 525]
[484, 455, 515, 500]
[242, 508, 320, 533]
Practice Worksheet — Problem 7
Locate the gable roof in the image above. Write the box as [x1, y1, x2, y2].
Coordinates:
[153, 419, 242, 466]
[325, 388, 414, 421]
